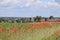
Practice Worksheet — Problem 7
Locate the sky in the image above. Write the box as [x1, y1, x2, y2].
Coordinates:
[0, 0, 60, 17]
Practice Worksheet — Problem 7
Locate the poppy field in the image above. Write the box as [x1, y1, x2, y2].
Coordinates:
[0, 22, 60, 40]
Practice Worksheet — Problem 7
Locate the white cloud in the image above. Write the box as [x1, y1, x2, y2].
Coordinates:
[48, 2, 60, 7]
[0, 0, 10, 5]
[31, 1, 47, 9]
[0, 0, 60, 9]
[0, 0, 19, 9]
[17, 0, 35, 8]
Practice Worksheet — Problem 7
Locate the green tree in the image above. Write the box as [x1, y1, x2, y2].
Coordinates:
[35, 16, 42, 22]
[49, 16, 54, 19]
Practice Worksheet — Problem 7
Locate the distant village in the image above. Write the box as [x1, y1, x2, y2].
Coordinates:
[0, 16, 60, 23]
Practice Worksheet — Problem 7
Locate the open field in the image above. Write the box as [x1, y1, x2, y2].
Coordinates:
[0, 22, 60, 40]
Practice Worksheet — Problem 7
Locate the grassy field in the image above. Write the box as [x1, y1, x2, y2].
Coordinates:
[0, 22, 60, 40]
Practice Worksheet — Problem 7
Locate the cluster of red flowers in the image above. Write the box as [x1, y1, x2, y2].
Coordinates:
[0, 22, 60, 33]
[0, 26, 6, 32]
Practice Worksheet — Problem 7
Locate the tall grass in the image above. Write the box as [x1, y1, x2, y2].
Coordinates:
[0, 22, 60, 40]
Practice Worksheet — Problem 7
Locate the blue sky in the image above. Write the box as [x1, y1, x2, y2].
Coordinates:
[0, 0, 60, 17]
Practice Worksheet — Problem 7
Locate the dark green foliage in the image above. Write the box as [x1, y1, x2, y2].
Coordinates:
[49, 16, 54, 19]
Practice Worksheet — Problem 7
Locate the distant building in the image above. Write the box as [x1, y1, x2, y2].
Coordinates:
[55, 18, 60, 22]
[40, 18, 45, 22]
[8, 20, 12, 23]
[31, 17, 34, 22]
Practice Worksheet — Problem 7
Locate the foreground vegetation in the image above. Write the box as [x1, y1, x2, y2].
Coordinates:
[0, 22, 60, 40]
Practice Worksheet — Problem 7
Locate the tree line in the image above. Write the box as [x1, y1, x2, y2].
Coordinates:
[0, 16, 59, 23]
